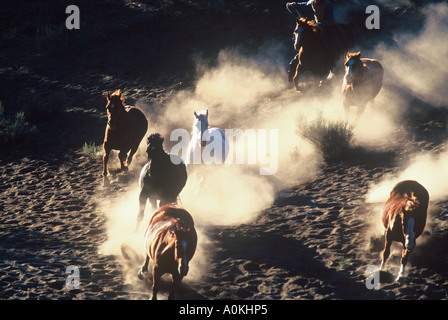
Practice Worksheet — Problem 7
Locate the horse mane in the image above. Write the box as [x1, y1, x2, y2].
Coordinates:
[147, 132, 164, 147]
[107, 89, 125, 107]
[150, 204, 195, 230]
[345, 51, 361, 63]
[403, 192, 420, 212]
[383, 191, 422, 225]
[296, 17, 319, 32]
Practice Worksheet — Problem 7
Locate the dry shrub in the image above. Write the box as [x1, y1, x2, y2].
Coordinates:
[296, 112, 354, 163]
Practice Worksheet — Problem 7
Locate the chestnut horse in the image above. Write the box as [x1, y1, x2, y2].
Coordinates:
[102, 90, 148, 186]
[138, 204, 197, 300]
[342, 52, 383, 123]
[291, 17, 355, 91]
[136, 133, 187, 231]
[380, 180, 429, 281]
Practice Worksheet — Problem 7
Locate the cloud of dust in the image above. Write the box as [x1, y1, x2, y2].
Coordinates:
[97, 2, 448, 290]
[366, 146, 448, 204]
[361, 3, 448, 248]
[96, 44, 330, 292]
[372, 3, 448, 107]
[366, 3, 448, 203]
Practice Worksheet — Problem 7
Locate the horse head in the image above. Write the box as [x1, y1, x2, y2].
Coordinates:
[170, 219, 194, 277]
[193, 109, 209, 148]
[146, 133, 165, 160]
[294, 18, 320, 51]
[344, 52, 363, 87]
[106, 89, 126, 129]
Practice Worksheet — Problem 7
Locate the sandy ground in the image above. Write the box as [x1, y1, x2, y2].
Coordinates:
[1, 0, 448, 302]
[1, 94, 448, 301]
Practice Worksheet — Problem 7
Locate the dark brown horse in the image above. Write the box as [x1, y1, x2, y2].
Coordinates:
[291, 17, 355, 91]
[136, 133, 187, 231]
[102, 90, 148, 186]
[380, 180, 429, 281]
[138, 204, 197, 300]
[342, 52, 383, 123]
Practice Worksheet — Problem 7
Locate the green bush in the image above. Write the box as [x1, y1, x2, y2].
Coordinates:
[0, 101, 37, 144]
[296, 113, 354, 163]
[82, 142, 103, 160]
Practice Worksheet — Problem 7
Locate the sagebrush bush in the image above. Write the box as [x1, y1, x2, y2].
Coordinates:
[82, 142, 103, 160]
[0, 101, 37, 144]
[296, 113, 354, 163]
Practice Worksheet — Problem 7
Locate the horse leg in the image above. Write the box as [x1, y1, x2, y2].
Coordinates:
[355, 103, 367, 124]
[126, 145, 138, 168]
[152, 266, 161, 300]
[135, 188, 149, 232]
[343, 99, 351, 123]
[397, 247, 411, 281]
[160, 193, 177, 207]
[118, 150, 128, 171]
[288, 54, 299, 83]
[168, 274, 183, 300]
[138, 254, 150, 279]
[380, 230, 392, 270]
[102, 144, 111, 186]
[148, 194, 157, 209]
[292, 63, 302, 92]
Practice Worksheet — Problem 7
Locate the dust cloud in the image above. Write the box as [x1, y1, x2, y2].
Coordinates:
[366, 3, 448, 204]
[98, 2, 448, 294]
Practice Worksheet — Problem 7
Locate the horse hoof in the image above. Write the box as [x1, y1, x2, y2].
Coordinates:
[395, 274, 406, 283]
[138, 270, 145, 280]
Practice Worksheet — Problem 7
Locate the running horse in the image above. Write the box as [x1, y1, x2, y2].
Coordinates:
[138, 204, 197, 300]
[291, 17, 354, 91]
[185, 109, 229, 166]
[102, 90, 148, 186]
[342, 52, 383, 123]
[380, 180, 429, 281]
[136, 133, 187, 231]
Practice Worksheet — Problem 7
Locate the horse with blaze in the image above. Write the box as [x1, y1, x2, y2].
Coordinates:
[138, 204, 197, 300]
[380, 180, 429, 281]
[342, 52, 383, 122]
[136, 133, 187, 230]
[102, 90, 148, 186]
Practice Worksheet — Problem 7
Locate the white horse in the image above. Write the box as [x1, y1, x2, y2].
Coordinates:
[186, 109, 229, 166]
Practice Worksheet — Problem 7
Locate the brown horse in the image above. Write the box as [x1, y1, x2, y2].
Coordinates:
[380, 180, 429, 281]
[291, 17, 355, 91]
[342, 52, 383, 123]
[138, 204, 197, 300]
[102, 90, 148, 186]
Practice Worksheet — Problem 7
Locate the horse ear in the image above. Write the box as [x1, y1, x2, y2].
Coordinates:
[205, 109, 208, 118]
[194, 111, 198, 118]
